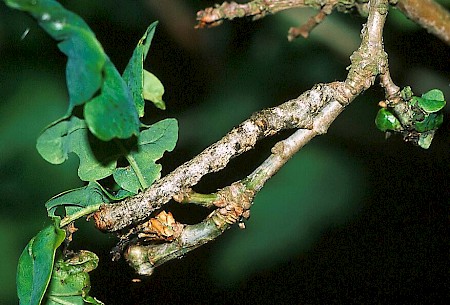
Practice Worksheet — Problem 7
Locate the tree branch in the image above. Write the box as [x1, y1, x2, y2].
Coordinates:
[195, 0, 322, 29]
[195, 0, 450, 45]
[396, 0, 450, 45]
[91, 0, 396, 274]
[93, 82, 346, 232]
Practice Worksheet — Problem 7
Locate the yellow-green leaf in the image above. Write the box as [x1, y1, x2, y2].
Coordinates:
[143, 70, 166, 110]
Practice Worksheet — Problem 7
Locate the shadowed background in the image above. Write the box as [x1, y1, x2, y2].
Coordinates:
[1, 0, 449, 304]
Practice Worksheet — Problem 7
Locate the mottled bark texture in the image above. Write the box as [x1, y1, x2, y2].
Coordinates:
[88, 0, 448, 273]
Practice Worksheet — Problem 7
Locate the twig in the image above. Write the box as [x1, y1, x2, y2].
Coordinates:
[245, 92, 345, 192]
[94, 0, 392, 234]
[195, 0, 332, 29]
[379, 67, 401, 103]
[288, 1, 337, 40]
[196, 0, 450, 44]
[124, 83, 350, 272]
[125, 182, 254, 275]
[396, 0, 450, 45]
[93, 82, 342, 232]
[107, 0, 394, 273]
[172, 188, 220, 208]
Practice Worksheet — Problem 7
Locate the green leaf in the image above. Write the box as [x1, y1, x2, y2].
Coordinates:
[17, 220, 66, 305]
[400, 86, 414, 101]
[57, 31, 106, 111]
[84, 60, 140, 141]
[421, 89, 445, 102]
[143, 70, 166, 110]
[6, 0, 141, 141]
[43, 250, 103, 305]
[37, 117, 178, 189]
[375, 108, 402, 132]
[4, 0, 106, 111]
[123, 22, 165, 115]
[414, 113, 444, 132]
[36, 117, 118, 181]
[113, 119, 178, 193]
[410, 89, 445, 113]
[415, 94, 446, 114]
[45, 182, 110, 217]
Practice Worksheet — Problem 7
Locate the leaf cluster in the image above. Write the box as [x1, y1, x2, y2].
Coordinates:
[5, 0, 178, 304]
[375, 87, 446, 149]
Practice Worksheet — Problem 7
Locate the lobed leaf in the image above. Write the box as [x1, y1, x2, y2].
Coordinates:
[84, 60, 140, 141]
[5, 0, 141, 141]
[17, 219, 66, 305]
[4, 0, 105, 111]
[37, 117, 178, 193]
[113, 119, 178, 193]
[36, 117, 118, 182]
[45, 182, 111, 217]
[123, 22, 166, 115]
[43, 250, 103, 305]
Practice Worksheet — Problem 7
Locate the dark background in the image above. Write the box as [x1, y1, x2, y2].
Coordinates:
[1, 1, 449, 304]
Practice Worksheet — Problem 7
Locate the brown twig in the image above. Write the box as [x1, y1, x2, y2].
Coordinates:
[195, 0, 327, 29]
[288, 1, 337, 40]
[396, 0, 450, 45]
[379, 67, 401, 103]
[194, 0, 450, 45]
[125, 182, 254, 275]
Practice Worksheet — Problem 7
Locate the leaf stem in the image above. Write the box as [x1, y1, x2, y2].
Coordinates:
[114, 139, 149, 191]
[60, 203, 103, 227]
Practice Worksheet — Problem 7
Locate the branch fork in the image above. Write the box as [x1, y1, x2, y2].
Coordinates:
[89, 0, 448, 275]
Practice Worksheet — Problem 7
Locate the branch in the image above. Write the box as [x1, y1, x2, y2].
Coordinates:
[396, 0, 450, 45]
[92, 0, 394, 274]
[94, 0, 392, 231]
[93, 82, 348, 232]
[125, 182, 254, 275]
[195, 0, 320, 29]
[195, 0, 450, 45]
[194, 0, 364, 30]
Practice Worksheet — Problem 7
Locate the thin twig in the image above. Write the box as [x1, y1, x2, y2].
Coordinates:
[172, 188, 220, 208]
[125, 182, 254, 274]
[195, 0, 331, 29]
[288, 1, 337, 40]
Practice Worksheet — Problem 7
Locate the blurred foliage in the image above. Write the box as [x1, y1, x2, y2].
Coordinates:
[1, 1, 449, 304]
